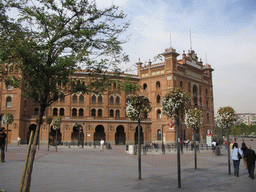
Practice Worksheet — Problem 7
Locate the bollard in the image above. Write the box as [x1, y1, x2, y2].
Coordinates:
[143, 146, 146, 155]
[215, 146, 221, 156]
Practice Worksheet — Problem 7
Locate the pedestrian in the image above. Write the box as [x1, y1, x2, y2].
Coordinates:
[244, 145, 256, 179]
[0, 127, 7, 163]
[100, 139, 104, 151]
[224, 141, 228, 150]
[231, 142, 243, 177]
[17, 137, 21, 146]
[241, 142, 248, 168]
[212, 140, 216, 150]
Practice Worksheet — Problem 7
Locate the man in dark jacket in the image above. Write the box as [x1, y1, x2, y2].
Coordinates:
[244, 145, 256, 179]
[0, 127, 7, 162]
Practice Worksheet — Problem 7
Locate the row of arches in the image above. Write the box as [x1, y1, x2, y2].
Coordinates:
[56, 94, 121, 104]
[36, 108, 122, 117]
[27, 124, 144, 145]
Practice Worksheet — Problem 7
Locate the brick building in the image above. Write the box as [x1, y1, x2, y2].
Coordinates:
[0, 47, 214, 145]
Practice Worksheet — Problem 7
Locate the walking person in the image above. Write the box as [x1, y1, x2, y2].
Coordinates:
[231, 142, 243, 177]
[100, 139, 104, 151]
[17, 137, 21, 146]
[0, 127, 7, 162]
[241, 142, 248, 168]
[244, 145, 256, 179]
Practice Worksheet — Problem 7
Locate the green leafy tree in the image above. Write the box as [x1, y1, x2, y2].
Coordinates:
[162, 88, 190, 187]
[126, 95, 152, 180]
[217, 106, 236, 175]
[0, 1, 129, 191]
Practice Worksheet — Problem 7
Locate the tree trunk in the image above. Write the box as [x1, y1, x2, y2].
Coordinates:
[19, 130, 34, 192]
[194, 128, 197, 169]
[22, 106, 46, 192]
[176, 116, 181, 188]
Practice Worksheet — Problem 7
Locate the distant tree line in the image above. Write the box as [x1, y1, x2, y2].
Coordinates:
[215, 123, 256, 138]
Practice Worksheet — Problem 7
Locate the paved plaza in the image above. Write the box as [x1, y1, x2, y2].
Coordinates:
[0, 138, 256, 192]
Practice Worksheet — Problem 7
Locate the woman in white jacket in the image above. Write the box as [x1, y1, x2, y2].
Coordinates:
[231, 142, 243, 177]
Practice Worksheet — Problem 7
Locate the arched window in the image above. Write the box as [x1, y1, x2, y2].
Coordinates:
[116, 96, 120, 104]
[110, 96, 114, 104]
[24, 100, 27, 111]
[34, 108, 39, 115]
[143, 83, 147, 90]
[98, 109, 102, 117]
[60, 94, 65, 102]
[72, 108, 77, 116]
[206, 100, 209, 109]
[53, 108, 58, 116]
[206, 89, 208, 96]
[193, 85, 197, 106]
[91, 109, 96, 116]
[180, 81, 183, 88]
[157, 129, 161, 140]
[79, 108, 84, 116]
[157, 95, 161, 103]
[72, 95, 77, 102]
[60, 108, 65, 116]
[92, 95, 96, 103]
[207, 113, 210, 122]
[110, 109, 114, 117]
[79, 95, 84, 103]
[98, 95, 102, 103]
[6, 96, 12, 107]
[156, 81, 160, 88]
[116, 110, 120, 117]
[157, 109, 161, 119]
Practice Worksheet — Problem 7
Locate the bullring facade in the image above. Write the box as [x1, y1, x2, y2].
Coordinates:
[0, 47, 214, 145]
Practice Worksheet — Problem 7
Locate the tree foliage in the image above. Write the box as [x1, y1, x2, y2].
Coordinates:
[162, 88, 190, 121]
[216, 106, 236, 128]
[1, 0, 129, 108]
[126, 95, 152, 121]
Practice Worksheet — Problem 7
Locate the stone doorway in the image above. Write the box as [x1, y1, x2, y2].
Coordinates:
[115, 125, 126, 145]
[94, 125, 105, 143]
[135, 126, 144, 144]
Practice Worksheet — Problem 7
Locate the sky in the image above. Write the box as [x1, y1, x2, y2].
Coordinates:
[96, 0, 256, 115]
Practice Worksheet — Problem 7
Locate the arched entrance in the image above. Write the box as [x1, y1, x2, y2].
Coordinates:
[135, 126, 144, 144]
[71, 124, 84, 144]
[94, 125, 105, 143]
[49, 126, 62, 145]
[115, 125, 126, 145]
[27, 124, 36, 144]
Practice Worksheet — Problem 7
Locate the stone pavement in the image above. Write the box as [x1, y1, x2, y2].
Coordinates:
[0, 138, 256, 192]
